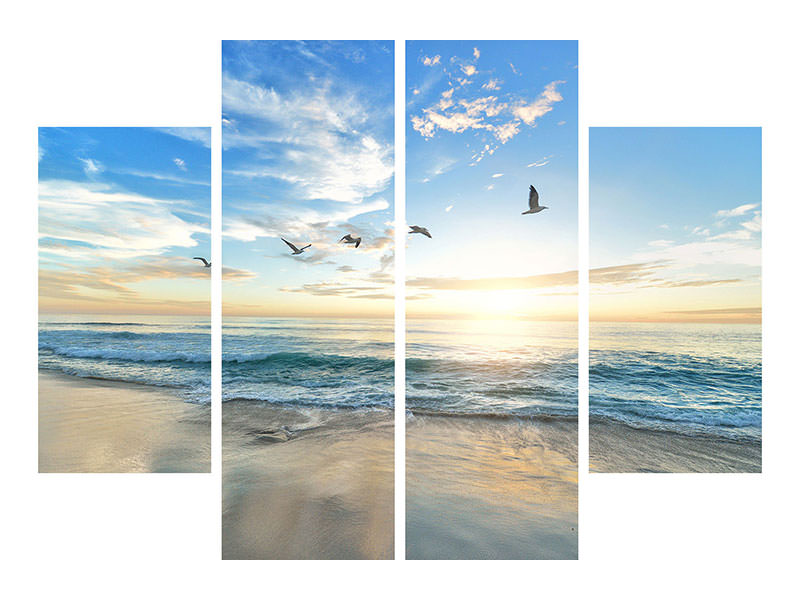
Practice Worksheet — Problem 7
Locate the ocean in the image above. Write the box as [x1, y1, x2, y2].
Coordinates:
[590, 322, 762, 442]
[406, 319, 578, 419]
[38, 314, 211, 403]
[222, 317, 394, 409]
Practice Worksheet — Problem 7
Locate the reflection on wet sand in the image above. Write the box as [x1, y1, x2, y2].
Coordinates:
[407, 414, 578, 559]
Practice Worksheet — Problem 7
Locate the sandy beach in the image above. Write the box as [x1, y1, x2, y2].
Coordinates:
[589, 417, 762, 473]
[222, 401, 394, 560]
[406, 414, 578, 560]
[39, 370, 210, 473]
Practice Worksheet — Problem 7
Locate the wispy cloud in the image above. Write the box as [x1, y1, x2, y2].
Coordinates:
[410, 54, 566, 159]
[222, 73, 393, 206]
[511, 81, 565, 125]
[716, 203, 758, 219]
[590, 260, 748, 289]
[173, 157, 187, 171]
[407, 269, 578, 291]
[527, 155, 552, 168]
[156, 127, 211, 148]
[422, 55, 441, 66]
[79, 158, 103, 176]
[39, 180, 207, 260]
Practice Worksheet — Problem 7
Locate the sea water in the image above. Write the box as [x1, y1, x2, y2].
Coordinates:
[38, 314, 210, 403]
[590, 322, 762, 441]
[406, 319, 578, 419]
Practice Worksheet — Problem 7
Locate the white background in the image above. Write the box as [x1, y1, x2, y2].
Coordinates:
[2, 1, 797, 597]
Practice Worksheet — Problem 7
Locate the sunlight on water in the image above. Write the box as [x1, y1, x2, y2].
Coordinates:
[406, 319, 578, 418]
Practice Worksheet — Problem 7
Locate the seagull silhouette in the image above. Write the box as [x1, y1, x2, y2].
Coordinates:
[193, 257, 211, 268]
[339, 234, 362, 248]
[408, 225, 432, 238]
[522, 184, 548, 215]
[281, 238, 312, 255]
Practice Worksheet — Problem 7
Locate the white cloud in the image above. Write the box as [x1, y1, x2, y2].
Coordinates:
[445, 204, 453, 212]
[38, 180, 207, 260]
[410, 78, 565, 154]
[461, 65, 476, 77]
[716, 203, 758, 218]
[79, 158, 103, 176]
[511, 81, 565, 125]
[422, 55, 441, 66]
[222, 73, 393, 206]
[634, 239, 760, 268]
[492, 173, 504, 178]
[473, 47, 480, 60]
[173, 157, 187, 171]
[156, 127, 211, 148]
[527, 156, 552, 168]
[482, 79, 501, 90]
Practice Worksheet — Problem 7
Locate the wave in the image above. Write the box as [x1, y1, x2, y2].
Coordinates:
[223, 351, 393, 371]
[39, 343, 210, 364]
[407, 408, 577, 422]
[38, 364, 211, 403]
[589, 413, 761, 442]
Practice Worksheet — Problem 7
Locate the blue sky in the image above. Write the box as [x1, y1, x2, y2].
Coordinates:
[405, 41, 578, 319]
[221, 41, 395, 317]
[38, 127, 211, 314]
[590, 127, 761, 322]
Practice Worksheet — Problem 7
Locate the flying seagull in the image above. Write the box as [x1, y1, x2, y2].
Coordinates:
[408, 225, 432, 238]
[281, 238, 312, 255]
[339, 234, 362, 248]
[522, 184, 548, 215]
[193, 257, 211, 268]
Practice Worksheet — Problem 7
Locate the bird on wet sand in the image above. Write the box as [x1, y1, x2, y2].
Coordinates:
[339, 234, 362, 248]
[281, 238, 312, 255]
[193, 257, 211, 268]
[408, 225, 432, 238]
[522, 184, 548, 215]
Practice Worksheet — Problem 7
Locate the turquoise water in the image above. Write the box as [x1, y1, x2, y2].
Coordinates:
[222, 317, 394, 409]
[590, 322, 762, 441]
[38, 314, 210, 403]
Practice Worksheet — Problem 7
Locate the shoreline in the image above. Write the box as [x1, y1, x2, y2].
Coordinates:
[39, 369, 210, 473]
[222, 400, 394, 560]
[589, 416, 761, 473]
[406, 413, 578, 560]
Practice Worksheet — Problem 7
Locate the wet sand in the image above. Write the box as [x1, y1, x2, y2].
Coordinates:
[222, 401, 394, 560]
[38, 370, 210, 473]
[589, 417, 762, 473]
[406, 414, 578, 560]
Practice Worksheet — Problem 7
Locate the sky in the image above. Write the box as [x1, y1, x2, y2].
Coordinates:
[221, 41, 395, 318]
[590, 127, 761, 323]
[38, 127, 211, 315]
[406, 41, 578, 320]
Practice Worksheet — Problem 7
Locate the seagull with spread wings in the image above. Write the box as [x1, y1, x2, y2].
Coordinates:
[522, 184, 548, 215]
[193, 257, 211, 268]
[281, 238, 312, 255]
[408, 225, 432, 238]
[339, 234, 362, 248]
